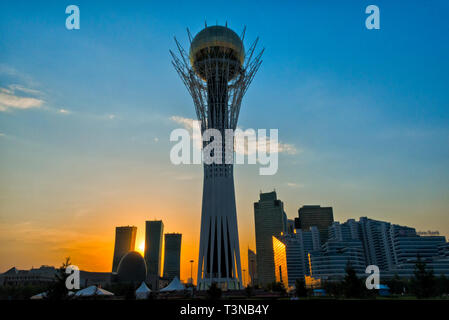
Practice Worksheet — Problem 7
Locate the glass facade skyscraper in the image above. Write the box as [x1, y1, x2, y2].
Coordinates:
[144, 220, 164, 283]
[163, 233, 182, 281]
[295, 205, 334, 244]
[254, 191, 287, 286]
[273, 227, 320, 287]
[272, 236, 288, 286]
[112, 226, 137, 272]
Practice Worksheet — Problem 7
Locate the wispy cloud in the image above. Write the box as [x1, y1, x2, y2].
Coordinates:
[0, 84, 44, 112]
[8, 84, 41, 95]
[169, 115, 300, 155]
[170, 115, 197, 130]
[287, 182, 304, 188]
[278, 142, 299, 155]
[0, 65, 39, 87]
[58, 108, 71, 115]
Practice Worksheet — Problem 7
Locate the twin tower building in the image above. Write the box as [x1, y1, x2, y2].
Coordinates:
[111, 221, 182, 289]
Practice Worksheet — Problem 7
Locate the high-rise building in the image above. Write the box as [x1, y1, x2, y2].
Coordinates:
[248, 248, 258, 286]
[172, 25, 263, 290]
[308, 239, 366, 279]
[144, 220, 164, 285]
[163, 233, 182, 281]
[358, 217, 417, 271]
[329, 217, 448, 275]
[388, 230, 448, 278]
[287, 219, 295, 234]
[358, 217, 395, 271]
[328, 219, 360, 242]
[254, 191, 288, 286]
[439, 243, 449, 258]
[295, 205, 334, 244]
[393, 235, 446, 264]
[112, 226, 137, 272]
[273, 227, 320, 287]
[272, 236, 288, 286]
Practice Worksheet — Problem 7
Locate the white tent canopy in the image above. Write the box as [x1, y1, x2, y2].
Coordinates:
[160, 277, 185, 292]
[135, 281, 151, 299]
[30, 291, 74, 299]
[75, 285, 114, 297]
[30, 291, 47, 300]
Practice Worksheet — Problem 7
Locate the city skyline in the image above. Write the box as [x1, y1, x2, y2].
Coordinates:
[1, 0, 449, 285]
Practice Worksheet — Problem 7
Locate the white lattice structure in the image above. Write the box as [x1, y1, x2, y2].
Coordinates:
[171, 24, 263, 290]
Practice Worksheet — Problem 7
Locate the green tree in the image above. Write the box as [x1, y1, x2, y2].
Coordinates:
[342, 263, 364, 298]
[323, 281, 342, 298]
[437, 274, 449, 296]
[410, 256, 437, 298]
[270, 281, 287, 296]
[46, 257, 71, 300]
[294, 278, 308, 297]
[386, 273, 405, 295]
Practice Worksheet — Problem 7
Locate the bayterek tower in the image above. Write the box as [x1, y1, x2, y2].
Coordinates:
[171, 24, 263, 290]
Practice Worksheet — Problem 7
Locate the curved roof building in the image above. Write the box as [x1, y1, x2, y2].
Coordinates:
[117, 251, 147, 283]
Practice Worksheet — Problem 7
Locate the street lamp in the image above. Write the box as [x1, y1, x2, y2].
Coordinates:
[189, 260, 194, 285]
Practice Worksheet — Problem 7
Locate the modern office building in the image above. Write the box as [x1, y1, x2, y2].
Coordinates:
[172, 24, 263, 290]
[439, 242, 449, 258]
[248, 248, 258, 286]
[358, 217, 395, 271]
[272, 236, 288, 286]
[163, 233, 182, 281]
[273, 227, 320, 287]
[386, 230, 449, 277]
[308, 239, 366, 280]
[254, 191, 288, 286]
[287, 219, 295, 234]
[145, 220, 164, 286]
[112, 226, 137, 272]
[358, 217, 419, 271]
[328, 219, 360, 242]
[327, 217, 449, 277]
[295, 205, 334, 244]
[390, 256, 449, 278]
[392, 234, 446, 265]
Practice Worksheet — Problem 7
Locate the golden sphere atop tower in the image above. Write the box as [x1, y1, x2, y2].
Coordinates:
[189, 25, 245, 81]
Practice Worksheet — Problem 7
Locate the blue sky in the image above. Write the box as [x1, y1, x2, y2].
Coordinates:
[0, 0, 448, 273]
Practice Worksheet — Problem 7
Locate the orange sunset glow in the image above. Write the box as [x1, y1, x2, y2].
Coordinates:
[1, 1, 449, 296]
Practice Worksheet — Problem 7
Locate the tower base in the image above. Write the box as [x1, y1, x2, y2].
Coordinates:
[198, 278, 242, 291]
